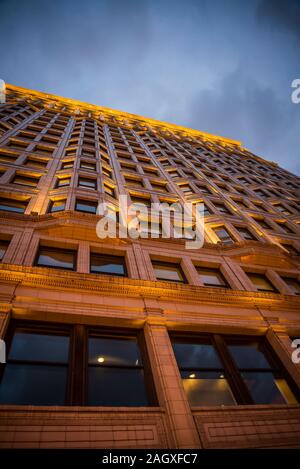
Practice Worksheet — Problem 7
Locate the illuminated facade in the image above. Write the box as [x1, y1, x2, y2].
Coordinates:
[0, 84, 300, 448]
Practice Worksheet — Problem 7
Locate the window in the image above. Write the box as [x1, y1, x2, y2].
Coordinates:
[75, 199, 98, 214]
[227, 338, 298, 405]
[0, 240, 9, 261]
[35, 246, 77, 271]
[273, 204, 291, 216]
[276, 221, 295, 234]
[281, 243, 299, 256]
[247, 273, 278, 292]
[78, 177, 97, 190]
[90, 253, 127, 277]
[178, 184, 193, 195]
[151, 182, 168, 193]
[0, 323, 156, 407]
[196, 267, 229, 288]
[56, 177, 70, 188]
[130, 195, 151, 208]
[104, 183, 115, 198]
[60, 161, 74, 170]
[48, 199, 66, 213]
[0, 324, 70, 405]
[281, 277, 300, 295]
[213, 226, 234, 245]
[25, 157, 48, 169]
[12, 174, 40, 187]
[0, 197, 28, 213]
[253, 217, 271, 230]
[203, 204, 212, 216]
[80, 161, 96, 171]
[88, 331, 152, 406]
[152, 261, 187, 283]
[214, 202, 231, 214]
[237, 226, 256, 241]
[172, 335, 299, 406]
[172, 337, 236, 406]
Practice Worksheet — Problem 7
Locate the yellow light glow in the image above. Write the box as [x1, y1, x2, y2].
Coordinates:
[189, 373, 196, 379]
[97, 357, 105, 363]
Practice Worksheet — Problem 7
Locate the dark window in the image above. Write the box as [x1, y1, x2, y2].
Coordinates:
[281, 244, 299, 256]
[276, 222, 295, 234]
[48, 199, 66, 213]
[130, 195, 151, 208]
[227, 338, 298, 405]
[104, 184, 115, 197]
[178, 184, 193, 195]
[90, 253, 127, 277]
[35, 246, 77, 271]
[87, 332, 151, 406]
[152, 261, 187, 283]
[253, 217, 271, 229]
[281, 277, 300, 295]
[213, 226, 234, 245]
[0, 240, 10, 261]
[214, 203, 231, 215]
[151, 182, 168, 193]
[0, 322, 156, 407]
[0, 325, 70, 405]
[125, 177, 144, 188]
[273, 204, 291, 216]
[196, 267, 230, 288]
[0, 197, 28, 213]
[203, 204, 212, 216]
[237, 227, 256, 240]
[75, 199, 98, 214]
[25, 157, 48, 169]
[78, 177, 97, 190]
[247, 273, 278, 292]
[12, 175, 40, 187]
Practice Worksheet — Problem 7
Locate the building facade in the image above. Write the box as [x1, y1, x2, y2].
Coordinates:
[0, 84, 300, 449]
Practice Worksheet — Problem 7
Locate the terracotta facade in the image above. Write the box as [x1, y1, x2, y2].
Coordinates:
[0, 84, 299, 448]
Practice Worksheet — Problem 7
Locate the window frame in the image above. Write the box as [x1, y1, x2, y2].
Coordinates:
[34, 246, 77, 271]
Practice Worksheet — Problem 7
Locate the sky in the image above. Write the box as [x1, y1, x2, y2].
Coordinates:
[1, 0, 299, 174]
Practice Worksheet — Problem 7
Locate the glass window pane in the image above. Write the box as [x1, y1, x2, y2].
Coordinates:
[88, 336, 141, 365]
[228, 342, 271, 369]
[196, 267, 228, 287]
[90, 254, 126, 276]
[173, 342, 223, 368]
[181, 371, 236, 406]
[0, 364, 67, 405]
[153, 263, 184, 282]
[50, 200, 66, 212]
[36, 249, 75, 270]
[0, 198, 27, 213]
[9, 331, 69, 362]
[75, 199, 97, 214]
[242, 372, 297, 405]
[0, 241, 9, 261]
[247, 273, 276, 292]
[88, 368, 148, 406]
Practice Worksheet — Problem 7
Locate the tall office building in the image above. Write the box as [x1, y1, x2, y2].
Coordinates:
[0, 84, 299, 449]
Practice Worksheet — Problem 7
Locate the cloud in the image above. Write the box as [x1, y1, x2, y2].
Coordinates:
[256, 0, 300, 43]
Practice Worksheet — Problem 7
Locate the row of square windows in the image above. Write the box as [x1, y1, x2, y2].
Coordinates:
[0, 240, 299, 294]
[0, 321, 299, 407]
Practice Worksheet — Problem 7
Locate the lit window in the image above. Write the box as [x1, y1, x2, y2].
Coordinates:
[90, 253, 127, 276]
[75, 199, 98, 214]
[61, 161, 74, 170]
[172, 337, 236, 406]
[0, 197, 28, 213]
[35, 247, 76, 271]
[196, 267, 230, 288]
[104, 184, 115, 197]
[152, 261, 186, 283]
[48, 199, 66, 213]
[247, 273, 278, 292]
[88, 332, 153, 406]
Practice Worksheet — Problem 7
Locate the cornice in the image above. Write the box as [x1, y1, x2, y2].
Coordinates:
[0, 263, 299, 310]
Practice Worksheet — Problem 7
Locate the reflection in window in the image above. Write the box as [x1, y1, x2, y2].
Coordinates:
[196, 267, 229, 288]
[0, 198, 28, 214]
[172, 339, 236, 406]
[49, 199, 66, 213]
[88, 334, 149, 406]
[213, 226, 234, 245]
[0, 328, 69, 405]
[75, 199, 98, 214]
[152, 261, 187, 283]
[281, 277, 300, 295]
[247, 273, 278, 292]
[35, 247, 76, 270]
[0, 240, 9, 261]
[228, 340, 297, 405]
[90, 253, 127, 277]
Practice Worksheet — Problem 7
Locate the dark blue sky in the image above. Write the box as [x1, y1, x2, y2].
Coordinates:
[1, 0, 299, 174]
